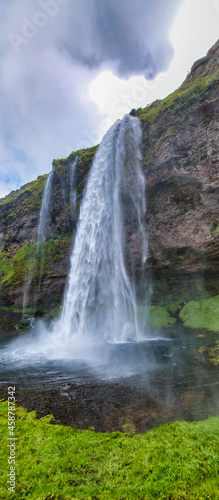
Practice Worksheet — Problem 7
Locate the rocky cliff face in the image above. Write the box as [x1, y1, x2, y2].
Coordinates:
[0, 40, 218, 317]
[137, 39, 219, 301]
[0, 146, 98, 313]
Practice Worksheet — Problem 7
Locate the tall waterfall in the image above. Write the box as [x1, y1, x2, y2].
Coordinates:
[52, 114, 147, 343]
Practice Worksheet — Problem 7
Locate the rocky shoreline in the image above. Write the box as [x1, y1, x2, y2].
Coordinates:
[1, 370, 218, 434]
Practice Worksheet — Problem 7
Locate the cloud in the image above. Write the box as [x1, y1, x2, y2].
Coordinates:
[0, 0, 182, 197]
[46, 0, 183, 79]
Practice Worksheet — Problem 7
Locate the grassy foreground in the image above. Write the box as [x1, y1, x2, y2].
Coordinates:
[0, 402, 219, 499]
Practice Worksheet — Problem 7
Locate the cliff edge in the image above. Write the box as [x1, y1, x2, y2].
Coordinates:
[0, 40, 218, 318]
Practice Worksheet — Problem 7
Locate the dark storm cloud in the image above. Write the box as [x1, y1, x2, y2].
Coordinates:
[61, 0, 183, 78]
[0, 0, 183, 196]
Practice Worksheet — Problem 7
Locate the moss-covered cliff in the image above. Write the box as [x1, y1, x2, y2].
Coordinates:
[0, 40, 218, 321]
[0, 145, 98, 314]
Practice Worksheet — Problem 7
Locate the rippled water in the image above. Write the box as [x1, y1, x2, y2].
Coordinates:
[0, 321, 218, 432]
[0, 322, 217, 385]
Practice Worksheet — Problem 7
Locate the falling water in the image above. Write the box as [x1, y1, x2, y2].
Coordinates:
[22, 170, 53, 316]
[37, 170, 53, 243]
[70, 156, 78, 210]
[51, 114, 147, 344]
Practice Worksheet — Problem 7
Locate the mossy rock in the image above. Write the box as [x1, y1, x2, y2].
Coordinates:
[0, 235, 73, 293]
[179, 295, 219, 331]
[138, 304, 176, 328]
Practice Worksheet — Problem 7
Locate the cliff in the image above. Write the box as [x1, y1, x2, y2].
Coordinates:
[0, 40, 218, 320]
[137, 39, 219, 302]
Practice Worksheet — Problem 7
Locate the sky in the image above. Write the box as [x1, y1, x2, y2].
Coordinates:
[0, 0, 218, 198]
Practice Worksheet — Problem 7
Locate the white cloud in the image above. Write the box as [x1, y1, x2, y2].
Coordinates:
[0, 0, 217, 198]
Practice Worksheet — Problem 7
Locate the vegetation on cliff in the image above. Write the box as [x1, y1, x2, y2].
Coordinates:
[0, 144, 98, 235]
[0, 236, 72, 291]
[0, 40, 218, 315]
[1, 400, 219, 499]
[0, 145, 98, 311]
[138, 39, 219, 160]
[0, 174, 48, 232]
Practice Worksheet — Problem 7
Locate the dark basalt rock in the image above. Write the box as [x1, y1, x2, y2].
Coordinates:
[129, 108, 138, 117]
[191, 56, 207, 74]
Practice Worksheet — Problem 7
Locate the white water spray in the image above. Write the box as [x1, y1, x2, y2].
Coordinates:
[50, 114, 147, 345]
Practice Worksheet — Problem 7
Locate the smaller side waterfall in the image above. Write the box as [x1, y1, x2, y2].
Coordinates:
[37, 170, 54, 243]
[50, 114, 147, 345]
[70, 157, 78, 211]
[22, 170, 53, 316]
[35, 169, 54, 292]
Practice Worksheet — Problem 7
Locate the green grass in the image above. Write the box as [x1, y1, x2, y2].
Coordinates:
[179, 295, 219, 331]
[137, 67, 219, 126]
[0, 401, 219, 499]
[138, 60, 219, 173]
[0, 175, 47, 209]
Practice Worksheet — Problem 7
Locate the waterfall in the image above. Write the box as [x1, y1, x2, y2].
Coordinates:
[70, 156, 78, 210]
[37, 170, 53, 242]
[51, 114, 147, 344]
[22, 170, 53, 317]
[35, 169, 54, 296]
